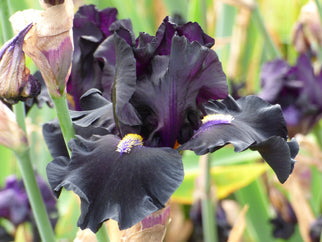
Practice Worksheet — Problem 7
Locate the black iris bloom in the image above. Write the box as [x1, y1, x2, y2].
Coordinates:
[258, 54, 322, 136]
[43, 5, 299, 233]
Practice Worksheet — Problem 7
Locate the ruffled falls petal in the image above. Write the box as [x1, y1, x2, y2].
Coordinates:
[179, 95, 299, 183]
[46, 134, 184, 232]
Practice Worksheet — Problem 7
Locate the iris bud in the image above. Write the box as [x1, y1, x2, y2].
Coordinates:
[42, 0, 65, 7]
[0, 24, 40, 104]
[292, 1, 322, 55]
[10, 0, 74, 98]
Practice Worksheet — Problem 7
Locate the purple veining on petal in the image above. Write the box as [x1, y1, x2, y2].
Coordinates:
[41, 37, 73, 93]
[141, 206, 170, 230]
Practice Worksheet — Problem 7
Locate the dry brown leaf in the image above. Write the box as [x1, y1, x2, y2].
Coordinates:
[227, 205, 248, 242]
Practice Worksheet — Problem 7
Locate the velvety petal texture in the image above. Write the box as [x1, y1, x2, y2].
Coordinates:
[135, 16, 214, 75]
[47, 135, 184, 231]
[179, 95, 299, 183]
[132, 35, 227, 147]
[68, 5, 134, 109]
[43, 90, 112, 158]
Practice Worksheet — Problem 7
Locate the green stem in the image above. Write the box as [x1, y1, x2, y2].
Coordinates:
[96, 223, 110, 242]
[51, 93, 110, 240]
[51, 93, 75, 156]
[312, 121, 322, 214]
[313, 121, 322, 148]
[315, 0, 322, 24]
[0, 0, 13, 43]
[13, 103, 56, 242]
[15, 149, 56, 242]
[200, 155, 217, 242]
[12, 102, 27, 133]
[251, 4, 282, 60]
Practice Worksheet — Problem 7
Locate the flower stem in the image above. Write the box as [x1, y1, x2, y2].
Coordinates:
[15, 149, 56, 242]
[13, 102, 56, 242]
[51, 93, 110, 240]
[251, 3, 282, 59]
[12, 102, 27, 133]
[0, 0, 13, 43]
[200, 154, 218, 242]
[51, 93, 75, 156]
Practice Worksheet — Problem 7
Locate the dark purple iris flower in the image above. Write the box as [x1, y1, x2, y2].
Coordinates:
[44, 5, 299, 233]
[67, 5, 134, 110]
[258, 54, 322, 136]
[0, 175, 57, 232]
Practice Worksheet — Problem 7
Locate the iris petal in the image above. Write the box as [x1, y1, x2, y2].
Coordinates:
[132, 35, 227, 147]
[46, 135, 184, 232]
[112, 34, 141, 129]
[135, 16, 214, 75]
[43, 89, 113, 158]
[179, 95, 299, 183]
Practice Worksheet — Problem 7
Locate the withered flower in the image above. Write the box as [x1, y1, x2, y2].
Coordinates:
[0, 101, 27, 151]
[0, 24, 40, 103]
[10, 0, 74, 98]
[292, 0, 322, 56]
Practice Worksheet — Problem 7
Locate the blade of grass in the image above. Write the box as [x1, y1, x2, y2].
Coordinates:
[0, 146, 16, 185]
[251, 3, 281, 59]
[215, 3, 237, 69]
[0, 0, 14, 41]
[235, 179, 275, 241]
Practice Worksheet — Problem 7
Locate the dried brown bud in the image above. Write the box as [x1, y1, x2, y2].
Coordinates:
[10, 0, 74, 97]
[292, 0, 322, 55]
[0, 24, 41, 104]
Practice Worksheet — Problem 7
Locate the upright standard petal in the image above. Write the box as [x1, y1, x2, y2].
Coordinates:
[179, 95, 299, 183]
[112, 34, 141, 131]
[135, 16, 214, 75]
[68, 5, 134, 109]
[46, 134, 184, 232]
[132, 35, 227, 147]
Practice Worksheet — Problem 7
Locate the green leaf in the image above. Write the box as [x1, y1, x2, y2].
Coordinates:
[172, 163, 268, 204]
[0, 146, 16, 186]
[212, 163, 268, 199]
[235, 180, 274, 241]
